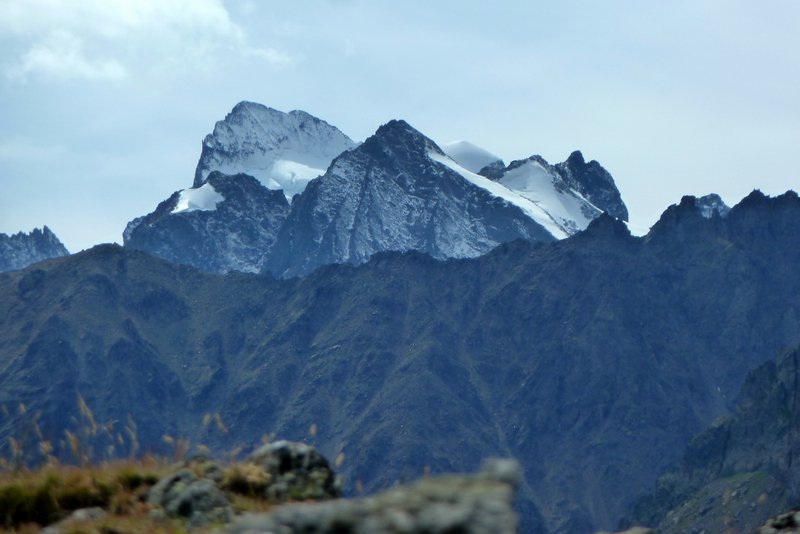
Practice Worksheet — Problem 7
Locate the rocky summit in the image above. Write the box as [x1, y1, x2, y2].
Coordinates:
[193, 101, 357, 199]
[0, 226, 69, 272]
[553, 150, 628, 221]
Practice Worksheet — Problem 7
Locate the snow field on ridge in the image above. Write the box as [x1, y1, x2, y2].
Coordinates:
[427, 150, 570, 239]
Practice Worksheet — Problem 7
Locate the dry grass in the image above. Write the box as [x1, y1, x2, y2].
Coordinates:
[0, 457, 170, 531]
[0, 456, 292, 532]
[2, 452, 326, 529]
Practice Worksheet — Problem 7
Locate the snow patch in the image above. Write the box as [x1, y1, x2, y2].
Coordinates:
[201, 158, 327, 199]
[441, 140, 502, 173]
[172, 183, 225, 214]
[269, 159, 326, 198]
[623, 220, 650, 237]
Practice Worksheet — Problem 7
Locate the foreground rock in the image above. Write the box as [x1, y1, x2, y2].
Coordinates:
[758, 510, 800, 533]
[244, 440, 341, 501]
[147, 441, 340, 527]
[224, 458, 520, 534]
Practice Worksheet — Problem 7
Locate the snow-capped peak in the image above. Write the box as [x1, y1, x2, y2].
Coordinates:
[440, 140, 503, 173]
[193, 102, 356, 200]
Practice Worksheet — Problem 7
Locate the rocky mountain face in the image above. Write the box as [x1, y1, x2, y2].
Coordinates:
[0, 226, 68, 272]
[124, 172, 289, 273]
[266, 120, 557, 278]
[193, 101, 357, 199]
[624, 344, 800, 533]
[124, 102, 628, 277]
[3, 190, 799, 533]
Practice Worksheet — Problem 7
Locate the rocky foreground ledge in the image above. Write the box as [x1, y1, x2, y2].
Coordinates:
[37, 440, 520, 534]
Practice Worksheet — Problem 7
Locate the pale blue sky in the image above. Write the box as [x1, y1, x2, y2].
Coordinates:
[1, 0, 798, 251]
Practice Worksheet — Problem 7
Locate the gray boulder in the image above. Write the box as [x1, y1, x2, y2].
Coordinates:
[148, 468, 233, 527]
[246, 440, 340, 501]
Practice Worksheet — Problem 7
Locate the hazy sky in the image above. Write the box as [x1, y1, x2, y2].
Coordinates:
[1, 0, 798, 252]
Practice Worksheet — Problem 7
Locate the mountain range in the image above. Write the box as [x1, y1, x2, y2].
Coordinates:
[2, 189, 799, 533]
[124, 102, 629, 277]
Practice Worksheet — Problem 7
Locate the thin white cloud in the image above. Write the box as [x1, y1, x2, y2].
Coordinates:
[0, 0, 290, 81]
[245, 47, 292, 65]
[0, 138, 68, 161]
[7, 30, 127, 81]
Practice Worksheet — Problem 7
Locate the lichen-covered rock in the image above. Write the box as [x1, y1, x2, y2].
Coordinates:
[148, 468, 233, 527]
[223, 458, 520, 534]
[246, 440, 340, 501]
